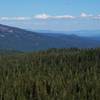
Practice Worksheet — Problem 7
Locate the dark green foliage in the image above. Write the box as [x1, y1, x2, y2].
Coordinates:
[0, 48, 100, 100]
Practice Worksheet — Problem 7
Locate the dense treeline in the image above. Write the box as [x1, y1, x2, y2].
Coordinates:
[0, 48, 100, 100]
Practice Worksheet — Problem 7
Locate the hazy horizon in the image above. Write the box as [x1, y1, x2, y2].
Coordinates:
[0, 23, 100, 37]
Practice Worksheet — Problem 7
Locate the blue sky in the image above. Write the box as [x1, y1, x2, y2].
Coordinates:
[0, 0, 100, 31]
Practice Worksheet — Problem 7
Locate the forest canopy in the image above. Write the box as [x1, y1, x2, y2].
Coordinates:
[0, 48, 100, 100]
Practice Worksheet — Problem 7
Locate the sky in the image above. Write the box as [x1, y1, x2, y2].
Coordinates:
[0, 0, 100, 31]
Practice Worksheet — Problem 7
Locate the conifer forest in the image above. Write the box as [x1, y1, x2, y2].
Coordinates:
[0, 48, 100, 100]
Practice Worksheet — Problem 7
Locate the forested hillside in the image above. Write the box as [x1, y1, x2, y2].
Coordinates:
[0, 48, 100, 100]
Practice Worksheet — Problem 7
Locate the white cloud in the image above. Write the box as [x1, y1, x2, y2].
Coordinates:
[34, 13, 75, 20]
[79, 12, 100, 20]
[52, 15, 75, 19]
[34, 13, 50, 19]
[93, 15, 100, 20]
[0, 17, 31, 21]
[13, 17, 31, 20]
[0, 17, 10, 20]
[80, 12, 93, 18]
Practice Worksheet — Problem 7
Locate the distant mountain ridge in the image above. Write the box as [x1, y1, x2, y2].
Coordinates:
[35, 30, 100, 37]
[0, 24, 100, 51]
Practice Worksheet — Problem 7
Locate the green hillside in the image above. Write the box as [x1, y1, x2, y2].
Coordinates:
[0, 48, 100, 100]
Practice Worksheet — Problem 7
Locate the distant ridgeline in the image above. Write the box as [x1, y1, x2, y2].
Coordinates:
[0, 48, 99, 100]
[0, 24, 100, 51]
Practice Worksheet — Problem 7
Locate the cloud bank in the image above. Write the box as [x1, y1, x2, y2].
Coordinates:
[34, 13, 100, 20]
[0, 13, 100, 21]
[34, 13, 75, 19]
[0, 17, 31, 21]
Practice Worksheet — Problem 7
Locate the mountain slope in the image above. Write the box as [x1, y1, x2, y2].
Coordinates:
[0, 24, 100, 51]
